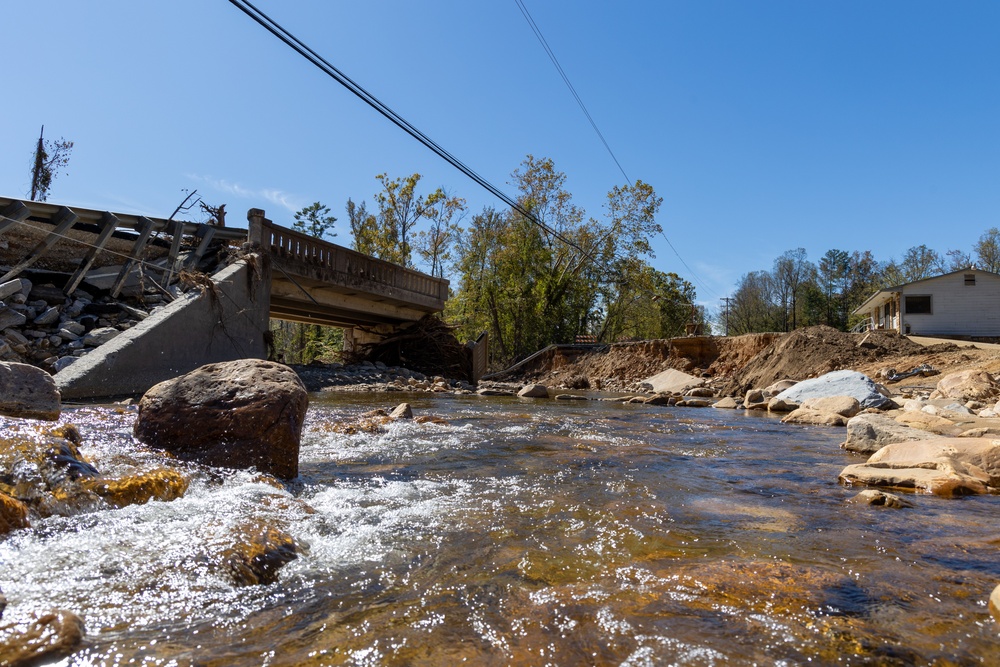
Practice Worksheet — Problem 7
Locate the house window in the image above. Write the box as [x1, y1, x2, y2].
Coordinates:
[905, 295, 932, 314]
[965, 274, 976, 285]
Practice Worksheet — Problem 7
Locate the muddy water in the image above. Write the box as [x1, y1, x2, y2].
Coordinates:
[2, 395, 999, 665]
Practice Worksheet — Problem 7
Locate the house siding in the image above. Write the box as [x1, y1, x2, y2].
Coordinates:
[900, 271, 1000, 337]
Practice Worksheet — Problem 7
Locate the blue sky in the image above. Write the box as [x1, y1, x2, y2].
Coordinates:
[2, 1, 997, 310]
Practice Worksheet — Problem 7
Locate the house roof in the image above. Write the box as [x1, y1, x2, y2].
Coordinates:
[852, 267, 1000, 315]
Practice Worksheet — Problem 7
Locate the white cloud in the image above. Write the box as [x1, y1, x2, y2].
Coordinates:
[185, 174, 302, 214]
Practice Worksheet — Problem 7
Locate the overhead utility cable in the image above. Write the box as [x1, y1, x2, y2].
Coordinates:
[513, 0, 630, 185]
[227, 0, 587, 258]
[513, 0, 718, 299]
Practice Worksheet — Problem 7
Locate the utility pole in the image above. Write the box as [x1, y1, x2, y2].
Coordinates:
[720, 296, 733, 337]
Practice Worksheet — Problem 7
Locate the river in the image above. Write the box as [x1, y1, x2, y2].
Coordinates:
[1, 394, 998, 665]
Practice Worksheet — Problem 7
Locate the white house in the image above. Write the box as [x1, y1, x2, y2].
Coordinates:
[853, 268, 1000, 337]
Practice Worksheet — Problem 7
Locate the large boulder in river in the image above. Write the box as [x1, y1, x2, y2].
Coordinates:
[639, 368, 704, 394]
[134, 359, 307, 479]
[0, 362, 60, 421]
[774, 370, 891, 410]
[0, 492, 29, 535]
[930, 369, 1000, 402]
[0, 610, 85, 665]
[838, 437, 1000, 497]
[842, 412, 936, 454]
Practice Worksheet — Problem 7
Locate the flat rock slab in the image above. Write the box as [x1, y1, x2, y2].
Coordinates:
[839, 437, 1000, 497]
[134, 359, 307, 479]
[0, 361, 61, 420]
[639, 368, 704, 394]
[843, 412, 936, 454]
[775, 370, 891, 409]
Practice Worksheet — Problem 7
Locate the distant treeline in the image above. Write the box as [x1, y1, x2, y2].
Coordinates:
[721, 234, 1000, 336]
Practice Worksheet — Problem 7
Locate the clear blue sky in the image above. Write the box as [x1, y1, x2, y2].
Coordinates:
[2, 1, 997, 311]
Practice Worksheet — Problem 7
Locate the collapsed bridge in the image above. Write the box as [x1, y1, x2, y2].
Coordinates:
[0, 197, 469, 399]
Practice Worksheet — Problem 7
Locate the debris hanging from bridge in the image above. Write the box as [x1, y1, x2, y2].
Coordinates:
[343, 315, 473, 382]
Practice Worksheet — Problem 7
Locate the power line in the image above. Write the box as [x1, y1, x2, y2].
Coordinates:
[512, 0, 719, 300]
[513, 0, 630, 185]
[227, 0, 587, 258]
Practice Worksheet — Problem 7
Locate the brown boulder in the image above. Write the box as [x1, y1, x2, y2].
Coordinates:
[82, 469, 189, 508]
[219, 522, 301, 586]
[0, 362, 60, 421]
[134, 359, 307, 479]
[991, 584, 1000, 624]
[0, 493, 29, 535]
[517, 384, 550, 398]
[839, 437, 1000, 497]
[931, 369, 1000, 402]
[781, 408, 848, 427]
[803, 396, 861, 418]
[0, 610, 85, 666]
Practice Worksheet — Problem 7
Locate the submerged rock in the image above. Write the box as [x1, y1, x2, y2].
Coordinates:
[0, 362, 60, 421]
[517, 384, 550, 398]
[220, 523, 301, 587]
[991, 584, 1000, 624]
[134, 359, 307, 479]
[0, 492, 29, 534]
[82, 469, 189, 508]
[0, 609, 85, 666]
[389, 403, 413, 419]
[847, 489, 913, 508]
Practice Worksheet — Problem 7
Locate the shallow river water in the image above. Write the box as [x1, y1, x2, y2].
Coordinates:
[2, 394, 999, 665]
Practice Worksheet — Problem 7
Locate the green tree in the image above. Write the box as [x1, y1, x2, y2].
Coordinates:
[817, 248, 850, 328]
[414, 189, 465, 278]
[28, 125, 73, 202]
[293, 202, 337, 239]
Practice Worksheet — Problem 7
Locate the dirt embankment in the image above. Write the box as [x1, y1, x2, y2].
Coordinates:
[505, 326, 1000, 397]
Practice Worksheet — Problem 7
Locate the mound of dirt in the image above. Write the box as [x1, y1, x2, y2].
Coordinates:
[503, 325, 992, 397]
[717, 326, 953, 396]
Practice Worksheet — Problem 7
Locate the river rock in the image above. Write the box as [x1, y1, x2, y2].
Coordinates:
[81, 327, 119, 347]
[774, 370, 892, 410]
[0, 493, 29, 535]
[803, 395, 861, 418]
[838, 437, 1000, 497]
[0, 610, 85, 665]
[846, 489, 913, 508]
[676, 398, 711, 408]
[134, 359, 307, 479]
[930, 369, 1000, 402]
[781, 408, 847, 427]
[0, 362, 60, 420]
[893, 411, 956, 434]
[744, 389, 768, 410]
[712, 396, 740, 409]
[554, 394, 588, 401]
[0, 307, 27, 331]
[82, 469, 189, 508]
[763, 379, 798, 396]
[766, 397, 798, 412]
[220, 522, 300, 586]
[517, 384, 550, 398]
[0, 279, 29, 301]
[639, 368, 703, 394]
[843, 413, 936, 454]
[389, 402, 413, 419]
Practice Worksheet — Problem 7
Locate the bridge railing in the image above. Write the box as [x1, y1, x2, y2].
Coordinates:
[249, 211, 449, 305]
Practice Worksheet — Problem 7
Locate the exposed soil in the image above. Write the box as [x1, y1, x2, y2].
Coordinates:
[504, 325, 1000, 397]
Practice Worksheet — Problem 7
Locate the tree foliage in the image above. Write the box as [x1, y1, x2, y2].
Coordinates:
[293, 202, 337, 239]
[28, 127, 73, 202]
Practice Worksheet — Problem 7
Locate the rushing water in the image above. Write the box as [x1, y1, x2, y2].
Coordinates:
[2, 394, 999, 665]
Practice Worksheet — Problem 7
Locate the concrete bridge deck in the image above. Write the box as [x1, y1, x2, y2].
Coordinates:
[0, 197, 447, 330]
